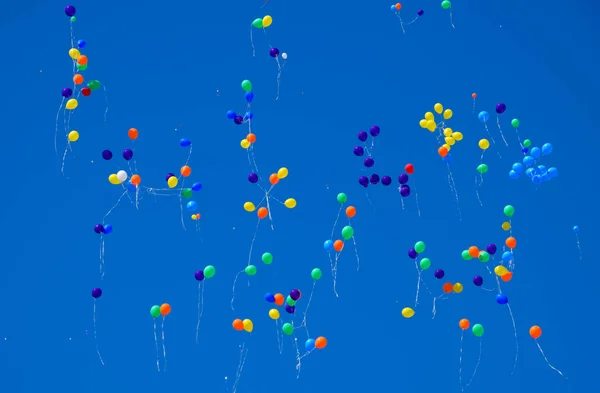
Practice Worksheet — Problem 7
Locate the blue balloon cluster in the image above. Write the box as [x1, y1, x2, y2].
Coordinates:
[226, 92, 254, 125]
[508, 142, 558, 184]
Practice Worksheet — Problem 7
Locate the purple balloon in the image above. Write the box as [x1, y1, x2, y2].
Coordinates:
[486, 244, 497, 255]
[434, 269, 445, 279]
[248, 173, 259, 183]
[358, 131, 368, 142]
[400, 185, 410, 197]
[496, 103, 507, 114]
[381, 175, 392, 186]
[94, 224, 104, 234]
[398, 173, 408, 184]
[473, 275, 483, 286]
[91, 288, 102, 298]
[65, 5, 76, 17]
[370, 174, 380, 184]
[194, 270, 205, 281]
[417, 9, 424, 16]
[358, 176, 369, 187]
[285, 304, 295, 314]
[123, 149, 133, 160]
[369, 125, 380, 137]
[101, 150, 113, 160]
[290, 289, 301, 301]
[165, 173, 175, 182]
[269, 47, 280, 58]
[364, 157, 374, 167]
[62, 87, 73, 98]
[353, 146, 364, 156]
[234, 115, 243, 125]
[408, 248, 418, 259]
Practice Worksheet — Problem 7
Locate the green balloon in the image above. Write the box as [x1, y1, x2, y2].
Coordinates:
[77, 63, 87, 71]
[70, 16, 76, 23]
[262, 252, 273, 264]
[245, 265, 257, 276]
[150, 305, 160, 318]
[419, 257, 431, 270]
[461, 250, 472, 260]
[286, 296, 296, 306]
[203, 265, 216, 278]
[311, 268, 322, 280]
[476, 164, 488, 174]
[478, 251, 490, 262]
[472, 323, 484, 337]
[182, 188, 192, 198]
[341, 225, 354, 240]
[504, 205, 515, 217]
[87, 80, 101, 90]
[282, 322, 293, 335]
[523, 139, 531, 148]
[414, 241, 426, 254]
[337, 193, 347, 204]
[441, 0, 451, 9]
[511, 118, 520, 128]
[251, 18, 263, 28]
[241, 79, 252, 92]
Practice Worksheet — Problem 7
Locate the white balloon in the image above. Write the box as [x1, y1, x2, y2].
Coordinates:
[116, 170, 128, 182]
[281, 53, 288, 60]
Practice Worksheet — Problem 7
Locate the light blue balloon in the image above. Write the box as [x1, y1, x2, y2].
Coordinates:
[509, 170, 519, 179]
[305, 338, 316, 351]
[548, 167, 558, 178]
[324, 240, 333, 251]
[525, 168, 534, 178]
[530, 147, 541, 159]
[573, 225, 580, 233]
[103, 224, 113, 234]
[542, 172, 552, 181]
[537, 165, 547, 174]
[502, 251, 512, 262]
[512, 162, 524, 174]
[541, 143, 553, 155]
[186, 201, 198, 211]
[244, 111, 254, 120]
[478, 111, 490, 123]
[523, 156, 534, 167]
[390, 5, 396, 11]
[532, 175, 542, 184]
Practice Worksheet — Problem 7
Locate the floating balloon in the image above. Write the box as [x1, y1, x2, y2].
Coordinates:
[402, 307, 415, 318]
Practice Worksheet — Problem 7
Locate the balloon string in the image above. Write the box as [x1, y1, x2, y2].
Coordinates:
[300, 281, 317, 338]
[232, 343, 248, 393]
[275, 319, 283, 354]
[536, 341, 566, 378]
[230, 269, 245, 311]
[99, 236, 105, 279]
[54, 98, 65, 156]
[575, 233, 582, 260]
[196, 281, 205, 344]
[250, 25, 256, 57]
[459, 331, 464, 391]
[507, 303, 519, 374]
[466, 338, 482, 387]
[446, 163, 462, 221]
[496, 115, 509, 146]
[93, 301, 105, 365]
[414, 261, 422, 307]
[161, 317, 167, 372]
[153, 320, 160, 371]
[328, 251, 338, 298]
[449, 7, 456, 29]
[394, 12, 406, 34]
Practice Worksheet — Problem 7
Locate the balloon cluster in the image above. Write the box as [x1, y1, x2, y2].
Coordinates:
[194, 265, 216, 281]
[509, 140, 558, 184]
[93, 223, 113, 236]
[266, 288, 302, 315]
[390, 3, 424, 16]
[244, 167, 296, 215]
[461, 243, 507, 286]
[232, 318, 254, 333]
[150, 303, 171, 319]
[418, 103, 463, 159]
[269, 47, 287, 60]
[243, 252, 274, 278]
[252, 15, 273, 29]
[324, 220, 354, 253]
[459, 319, 485, 338]
[353, 126, 385, 187]
[397, 163, 414, 197]
[226, 80, 254, 126]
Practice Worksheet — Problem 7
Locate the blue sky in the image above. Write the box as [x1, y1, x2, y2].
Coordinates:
[0, 0, 599, 392]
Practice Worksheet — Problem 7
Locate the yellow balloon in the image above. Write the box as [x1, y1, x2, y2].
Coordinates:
[401, 307, 415, 318]
[452, 132, 463, 141]
[284, 198, 296, 208]
[419, 119, 428, 129]
[108, 174, 120, 185]
[65, 98, 78, 110]
[443, 109, 453, 120]
[494, 265, 509, 276]
[277, 167, 288, 179]
[502, 221, 511, 231]
[191, 215, 197, 220]
[167, 176, 178, 188]
[434, 103, 443, 115]
[445, 137, 455, 146]
[443, 127, 453, 137]
[262, 15, 273, 27]
[242, 318, 254, 332]
[426, 120, 437, 132]
[268, 309, 280, 320]
[243, 202, 256, 212]
[68, 130, 79, 142]
[424, 112, 434, 121]
[453, 283, 464, 293]
[68, 48, 81, 59]
[443, 143, 451, 152]
[479, 139, 490, 150]
[240, 139, 250, 149]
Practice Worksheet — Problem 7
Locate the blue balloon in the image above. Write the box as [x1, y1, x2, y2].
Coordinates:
[496, 293, 509, 305]
[226, 110, 236, 119]
[525, 168, 535, 178]
[509, 170, 519, 179]
[192, 182, 203, 191]
[530, 147, 541, 159]
[512, 162, 524, 174]
[521, 147, 529, 153]
[523, 156, 534, 167]
[103, 224, 113, 234]
[502, 251, 512, 263]
[77, 39, 86, 48]
[126, 182, 137, 192]
[537, 165, 547, 174]
[324, 240, 333, 251]
[390, 5, 396, 11]
[548, 167, 558, 178]
[245, 92, 254, 103]
[573, 225, 580, 233]
[541, 143, 553, 155]
[264, 292, 275, 302]
[305, 338, 316, 351]
[186, 201, 198, 211]
[244, 111, 253, 120]
[532, 175, 543, 184]
[478, 111, 490, 123]
[542, 172, 552, 182]
[180, 138, 191, 147]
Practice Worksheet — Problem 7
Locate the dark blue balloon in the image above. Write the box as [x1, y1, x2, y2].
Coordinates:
[408, 248, 418, 259]
[165, 173, 175, 182]
[265, 292, 275, 303]
[94, 224, 104, 234]
[179, 138, 191, 147]
[353, 146, 364, 156]
[398, 173, 408, 184]
[248, 173, 259, 183]
[364, 157, 374, 167]
[359, 176, 368, 187]
[285, 304, 295, 314]
[370, 174, 380, 184]
[123, 149, 134, 160]
[192, 182, 203, 191]
[496, 293, 509, 305]
[234, 115, 244, 125]
[245, 92, 254, 102]
[473, 275, 483, 286]
[400, 185, 410, 197]
[77, 39, 86, 48]
[358, 131, 368, 142]
[381, 176, 392, 186]
[62, 87, 73, 98]
[103, 224, 113, 235]
[102, 150, 113, 160]
[226, 110, 236, 119]
[195, 270, 205, 281]
[521, 147, 529, 153]
[91, 288, 102, 298]
[369, 125, 380, 137]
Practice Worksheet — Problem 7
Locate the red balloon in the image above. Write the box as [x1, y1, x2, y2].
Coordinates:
[405, 163, 414, 175]
[81, 87, 91, 97]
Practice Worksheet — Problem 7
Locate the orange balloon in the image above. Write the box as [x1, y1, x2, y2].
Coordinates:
[505, 236, 516, 249]
[315, 336, 328, 349]
[529, 325, 542, 339]
[442, 282, 453, 293]
[274, 293, 284, 306]
[196, 213, 201, 219]
[130, 174, 141, 186]
[438, 146, 448, 157]
[345, 206, 356, 218]
[269, 173, 279, 185]
[128, 128, 139, 140]
[77, 55, 88, 65]
[501, 272, 513, 282]
[258, 207, 268, 219]
[160, 303, 171, 316]
[73, 74, 84, 85]
[232, 319, 244, 331]
[246, 133, 256, 143]
[395, 3, 402, 10]
[459, 318, 470, 330]
[472, 93, 477, 99]
[333, 239, 344, 252]
[468, 246, 479, 258]
[180, 165, 191, 177]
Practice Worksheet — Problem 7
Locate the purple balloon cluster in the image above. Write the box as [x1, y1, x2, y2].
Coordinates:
[93, 223, 113, 235]
[101, 149, 133, 161]
[353, 126, 392, 188]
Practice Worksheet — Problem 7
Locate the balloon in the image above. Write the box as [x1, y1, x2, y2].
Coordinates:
[370, 125, 381, 137]
[167, 176, 178, 188]
[160, 303, 171, 316]
[243, 202, 256, 212]
[476, 164, 488, 174]
[452, 131, 463, 141]
[402, 307, 415, 318]
[453, 283, 463, 293]
[408, 248, 418, 259]
[529, 325, 542, 339]
[370, 174, 380, 184]
[242, 319, 253, 332]
[441, 1, 452, 9]
[315, 336, 327, 349]
[195, 270, 205, 281]
[65, 5, 76, 17]
[305, 338, 316, 351]
[150, 305, 161, 318]
[282, 53, 288, 60]
[478, 251, 490, 262]
[92, 288, 102, 298]
[68, 130, 79, 142]
[473, 275, 483, 286]
[333, 240, 344, 252]
[262, 252, 273, 264]
[438, 146, 448, 157]
[62, 87, 73, 98]
[341, 226, 354, 240]
[414, 241, 425, 253]
[478, 139, 490, 150]
[68, 48, 81, 60]
[103, 224, 113, 235]
[108, 174, 120, 185]
[418, 9, 424, 16]
[346, 206, 357, 218]
[311, 268, 322, 280]
[269, 47, 279, 58]
[245, 92, 254, 103]
[269, 309, 280, 320]
[265, 292, 275, 302]
[203, 265, 216, 278]
[364, 157, 374, 167]
[461, 250, 472, 260]
[337, 193, 347, 204]
[494, 265, 509, 276]
[443, 282, 453, 293]
[502, 251, 513, 263]
[282, 323, 294, 335]
[123, 149, 133, 160]
[73, 74, 84, 85]
[468, 246, 479, 258]
[573, 225, 580, 233]
[511, 118, 520, 128]
[443, 109, 453, 120]
[284, 198, 296, 208]
[87, 80, 101, 90]
[324, 240, 333, 251]
[269, 173, 279, 185]
[419, 119, 428, 129]
[382, 176, 392, 185]
[427, 120, 437, 132]
[77, 39, 86, 48]
[290, 289, 301, 301]
[186, 201, 197, 211]
[252, 18, 263, 28]
[274, 293, 284, 306]
[232, 319, 244, 331]
[486, 244, 497, 254]
[262, 15, 273, 27]
[278, 167, 289, 179]
[241, 80, 253, 92]
[459, 319, 470, 330]
[434, 269, 445, 279]
[506, 237, 517, 249]
[94, 224, 105, 234]
[398, 173, 409, 184]
[180, 166, 192, 177]
[65, 98, 78, 110]
[501, 272, 513, 282]
[353, 146, 365, 156]
[472, 323, 484, 337]
[257, 207, 268, 219]
[419, 258, 431, 270]
[434, 103, 443, 114]
[542, 143, 553, 155]
[504, 205, 515, 217]
[116, 170, 128, 182]
[358, 130, 368, 141]
[478, 111, 489, 123]
[496, 103, 506, 114]
[496, 293, 508, 304]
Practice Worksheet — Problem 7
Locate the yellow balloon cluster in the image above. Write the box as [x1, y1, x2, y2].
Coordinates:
[418, 103, 463, 157]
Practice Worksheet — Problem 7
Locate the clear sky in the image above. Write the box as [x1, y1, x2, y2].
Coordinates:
[0, 1, 599, 392]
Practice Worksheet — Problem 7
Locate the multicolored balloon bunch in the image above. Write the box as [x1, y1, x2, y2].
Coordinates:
[509, 140, 558, 184]
[226, 79, 254, 126]
[397, 163, 415, 197]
